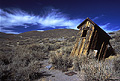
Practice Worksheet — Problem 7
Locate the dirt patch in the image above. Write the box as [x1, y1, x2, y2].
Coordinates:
[65, 71, 77, 76]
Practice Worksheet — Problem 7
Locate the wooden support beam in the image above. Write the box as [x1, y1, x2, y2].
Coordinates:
[93, 32, 98, 49]
[103, 44, 108, 60]
[98, 42, 104, 60]
[70, 38, 79, 56]
[70, 28, 84, 56]
[75, 38, 83, 56]
[90, 30, 98, 49]
[79, 38, 85, 55]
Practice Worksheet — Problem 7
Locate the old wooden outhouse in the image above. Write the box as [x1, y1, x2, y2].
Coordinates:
[71, 17, 112, 60]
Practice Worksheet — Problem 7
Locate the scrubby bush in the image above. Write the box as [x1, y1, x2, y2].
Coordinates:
[49, 45, 118, 80]
[0, 60, 41, 81]
[49, 49, 73, 71]
[68, 36, 76, 42]
[48, 43, 61, 51]
[0, 43, 47, 81]
[73, 53, 116, 81]
[84, 60, 115, 81]
[113, 56, 120, 77]
[114, 46, 120, 54]
[0, 30, 119, 81]
[50, 54, 72, 71]
[28, 43, 49, 53]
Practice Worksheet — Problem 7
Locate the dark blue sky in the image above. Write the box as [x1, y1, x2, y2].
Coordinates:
[0, 0, 120, 34]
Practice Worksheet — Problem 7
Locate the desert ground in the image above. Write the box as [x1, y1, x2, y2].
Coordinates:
[0, 29, 120, 81]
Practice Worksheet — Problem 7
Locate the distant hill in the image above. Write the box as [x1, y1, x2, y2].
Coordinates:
[0, 29, 120, 40]
[0, 32, 14, 37]
[109, 30, 120, 54]
[18, 29, 79, 39]
[0, 32, 16, 40]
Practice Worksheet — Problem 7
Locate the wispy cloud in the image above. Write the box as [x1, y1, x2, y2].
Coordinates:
[92, 16, 99, 21]
[99, 23, 110, 29]
[99, 23, 120, 32]
[0, 8, 83, 34]
[92, 15, 120, 32]
[0, 8, 119, 34]
[0, 9, 38, 28]
[37, 30, 44, 32]
[37, 9, 83, 29]
[92, 15, 104, 21]
[0, 28, 20, 34]
[99, 23, 112, 32]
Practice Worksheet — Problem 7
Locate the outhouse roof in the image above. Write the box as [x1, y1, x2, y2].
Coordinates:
[77, 17, 111, 39]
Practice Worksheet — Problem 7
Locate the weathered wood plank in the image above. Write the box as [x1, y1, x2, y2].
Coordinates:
[79, 38, 86, 55]
[70, 18, 111, 60]
[83, 25, 94, 56]
[75, 38, 83, 56]
[98, 42, 104, 60]
[82, 30, 90, 55]
[70, 28, 83, 56]
[93, 33, 98, 49]
[103, 44, 108, 60]
[92, 30, 98, 49]
[70, 38, 80, 56]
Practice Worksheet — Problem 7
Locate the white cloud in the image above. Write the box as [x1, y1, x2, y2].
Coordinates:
[99, 23, 110, 32]
[0, 8, 83, 34]
[0, 29, 20, 34]
[1, 8, 119, 34]
[99, 23, 110, 29]
[99, 23, 120, 32]
[37, 9, 83, 29]
[0, 9, 38, 28]
[92, 16, 99, 21]
[92, 15, 104, 21]
[37, 30, 44, 32]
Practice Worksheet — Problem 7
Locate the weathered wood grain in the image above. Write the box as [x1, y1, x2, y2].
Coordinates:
[70, 18, 111, 60]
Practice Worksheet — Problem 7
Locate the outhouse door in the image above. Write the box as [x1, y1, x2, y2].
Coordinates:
[77, 22, 94, 56]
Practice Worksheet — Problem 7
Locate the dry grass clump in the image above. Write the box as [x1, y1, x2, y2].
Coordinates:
[114, 46, 120, 54]
[49, 47, 73, 71]
[47, 43, 61, 51]
[0, 60, 41, 81]
[0, 60, 42, 81]
[0, 47, 14, 66]
[84, 60, 115, 81]
[48, 37, 75, 71]
[109, 30, 120, 54]
[0, 29, 119, 81]
[73, 53, 116, 81]
[0, 43, 48, 81]
[0, 36, 75, 81]
[49, 53, 72, 71]
[113, 56, 120, 77]
[49, 43, 119, 81]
